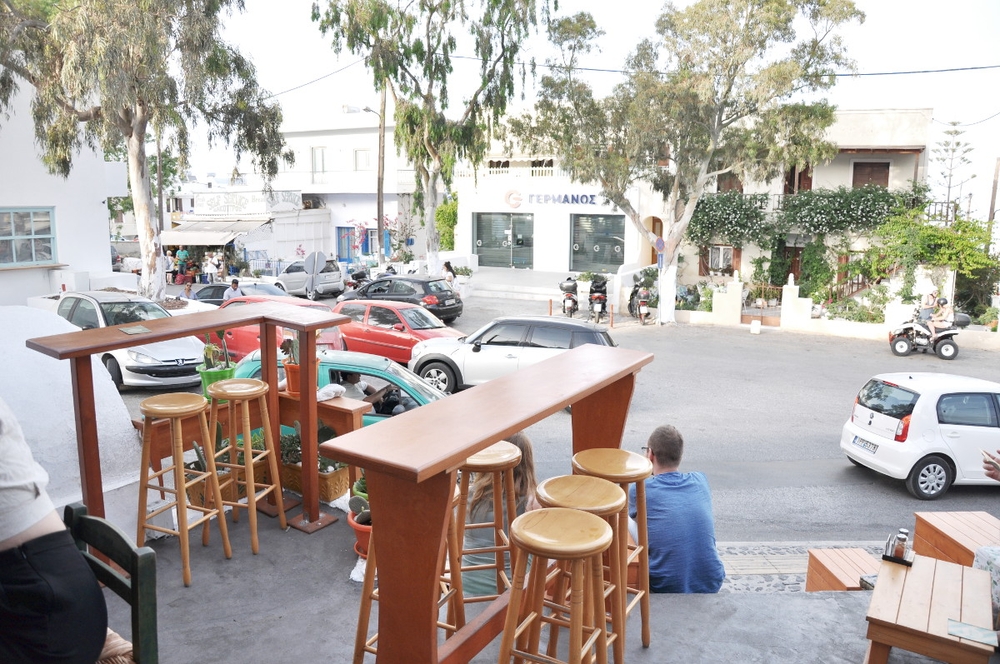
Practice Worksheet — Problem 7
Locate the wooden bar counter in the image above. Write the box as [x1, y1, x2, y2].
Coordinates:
[320, 344, 653, 664]
[26, 301, 350, 530]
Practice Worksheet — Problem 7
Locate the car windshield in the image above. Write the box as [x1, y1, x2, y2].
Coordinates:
[99, 301, 170, 326]
[858, 379, 919, 418]
[247, 284, 286, 296]
[425, 279, 454, 293]
[383, 362, 447, 402]
[400, 307, 445, 330]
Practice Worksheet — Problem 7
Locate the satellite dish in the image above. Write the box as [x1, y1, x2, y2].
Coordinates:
[303, 251, 326, 299]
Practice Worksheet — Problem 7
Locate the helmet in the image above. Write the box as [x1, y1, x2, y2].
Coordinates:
[937, 297, 948, 306]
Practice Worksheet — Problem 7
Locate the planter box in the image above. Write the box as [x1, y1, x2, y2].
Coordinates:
[185, 459, 269, 508]
[197, 364, 236, 399]
[280, 463, 350, 502]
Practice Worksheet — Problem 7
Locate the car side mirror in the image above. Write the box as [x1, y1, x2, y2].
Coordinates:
[393, 324, 405, 331]
[472, 341, 482, 353]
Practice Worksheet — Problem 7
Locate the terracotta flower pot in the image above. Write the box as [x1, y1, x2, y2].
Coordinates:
[347, 510, 372, 558]
[283, 360, 301, 395]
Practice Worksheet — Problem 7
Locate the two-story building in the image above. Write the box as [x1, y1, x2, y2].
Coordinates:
[0, 89, 128, 305]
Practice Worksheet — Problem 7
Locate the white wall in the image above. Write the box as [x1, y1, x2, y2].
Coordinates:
[0, 306, 140, 531]
[0, 90, 126, 305]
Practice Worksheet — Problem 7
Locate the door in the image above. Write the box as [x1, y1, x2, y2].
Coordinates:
[474, 213, 533, 268]
[517, 325, 573, 372]
[364, 305, 414, 363]
[783, 246, 803, 282]
[461, 322, 528, 386]
[936, 393, 1000, 481]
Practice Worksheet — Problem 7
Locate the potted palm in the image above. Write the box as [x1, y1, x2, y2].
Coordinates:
[197, 330, 235, 398]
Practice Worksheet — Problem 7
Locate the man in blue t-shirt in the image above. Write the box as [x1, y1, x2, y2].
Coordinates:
[629, 425, 725, 593]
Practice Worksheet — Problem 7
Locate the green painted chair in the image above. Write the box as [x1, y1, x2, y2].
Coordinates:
[63, 503, 158, 664]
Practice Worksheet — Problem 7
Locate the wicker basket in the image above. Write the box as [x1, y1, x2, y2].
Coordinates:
[280, 463, 350, 502]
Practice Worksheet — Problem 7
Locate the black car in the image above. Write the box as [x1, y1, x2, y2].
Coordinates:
[194, 282, 287, 306]
[339, 275, 462, 323]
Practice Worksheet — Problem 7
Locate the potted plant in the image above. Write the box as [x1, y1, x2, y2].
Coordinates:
[347, 492, 372, 558]
[197, 330, 235, 398]
[280, 337, 301, 395]
[453, 265, 473, 298]
[277, 420, 349, 502]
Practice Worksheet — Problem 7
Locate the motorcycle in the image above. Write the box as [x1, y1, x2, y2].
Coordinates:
[888, 306, 970, 360]
[628, 279, 652, 325]
[345, 268, 370, 290]
[559, 277, 579, 317]
[588, 277, 608, 324]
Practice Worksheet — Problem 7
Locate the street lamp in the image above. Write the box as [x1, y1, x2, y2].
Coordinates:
[364, 89, 386, 266]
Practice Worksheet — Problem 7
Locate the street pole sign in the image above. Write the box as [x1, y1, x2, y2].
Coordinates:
[303, 250, 326, 296]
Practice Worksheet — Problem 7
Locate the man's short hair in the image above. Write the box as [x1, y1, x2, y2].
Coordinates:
[647, 425, 684, 467]
[231, 279, 239, 285]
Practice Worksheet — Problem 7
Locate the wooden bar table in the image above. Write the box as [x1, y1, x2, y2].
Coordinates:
[26, 301, 349, 532]
[320, 344, 653, 664]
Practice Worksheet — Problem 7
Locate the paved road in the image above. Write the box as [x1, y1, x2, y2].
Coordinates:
[125, 293, 1000, 544]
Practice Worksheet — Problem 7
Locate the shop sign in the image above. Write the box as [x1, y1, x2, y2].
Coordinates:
[504, 189, 600, 209]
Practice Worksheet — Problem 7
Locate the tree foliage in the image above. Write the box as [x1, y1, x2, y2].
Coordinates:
[435, 196, 458, 251]
[0, 0, 292, 299]
[686, 192, 770, 248]
[778, 185, 900, 235]
[508, 0, 862, 322]
[312, 0, 551, 270]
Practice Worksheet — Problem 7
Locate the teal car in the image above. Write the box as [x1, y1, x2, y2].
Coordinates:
[233, 349, 446, 427]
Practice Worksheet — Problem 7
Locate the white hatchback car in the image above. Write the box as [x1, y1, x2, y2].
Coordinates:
[275, 259, 345, 300]
[841, 372, 1000, 499]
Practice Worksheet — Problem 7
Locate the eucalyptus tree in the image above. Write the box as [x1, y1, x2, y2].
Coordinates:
[0, 0, 290, 299]
[312, 0, 551, 271]
[510, 0, 863, 322]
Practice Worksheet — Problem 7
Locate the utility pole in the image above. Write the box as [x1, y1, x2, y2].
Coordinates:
[364, 87, 387, 267]
[988, 157, 999, 253]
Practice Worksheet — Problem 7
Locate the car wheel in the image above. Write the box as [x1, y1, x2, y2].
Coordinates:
[420, 362, 456, 394]
[935, 339, 958, 360]
[906, 455, 954, 500]
[275, 283, 286, 291]
[306, 288, 319, 301]
[104, 356, 124, 391]
[442, 317, 457, 324]
[890, 336, 912, 356]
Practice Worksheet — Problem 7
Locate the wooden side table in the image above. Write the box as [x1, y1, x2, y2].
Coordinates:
[865, 554, 994, 664]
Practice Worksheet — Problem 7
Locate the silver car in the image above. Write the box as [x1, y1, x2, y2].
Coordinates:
[56, 291, 204, 390]
[275, 259, 345, 300]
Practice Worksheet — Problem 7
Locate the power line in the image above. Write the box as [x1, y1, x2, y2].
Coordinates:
[933, 109, 1000, 127]
[265, 58, 365, 99]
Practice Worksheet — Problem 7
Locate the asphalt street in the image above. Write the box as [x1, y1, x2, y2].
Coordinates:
[125, 292, 1000, 545]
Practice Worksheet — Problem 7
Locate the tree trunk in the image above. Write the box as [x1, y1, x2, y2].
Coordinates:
[423, 164, 441, 275]
[126, 117, 165, 300]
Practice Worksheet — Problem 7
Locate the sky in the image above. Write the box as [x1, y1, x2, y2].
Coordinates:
[198, 0, 1000, 219]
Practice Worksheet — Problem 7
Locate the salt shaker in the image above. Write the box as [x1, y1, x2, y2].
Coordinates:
[894, 528, 909, 558]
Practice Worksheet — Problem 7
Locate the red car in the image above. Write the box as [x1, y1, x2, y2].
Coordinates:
[217, 295, 344, 361]
[331, 300, 464, 364]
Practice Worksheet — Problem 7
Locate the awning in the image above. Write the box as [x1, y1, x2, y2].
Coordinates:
[160, 219, 270, 246]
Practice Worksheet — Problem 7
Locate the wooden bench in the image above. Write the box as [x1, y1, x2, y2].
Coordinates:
[913, 511, 1000, 567]
[806, 548, 880, 591]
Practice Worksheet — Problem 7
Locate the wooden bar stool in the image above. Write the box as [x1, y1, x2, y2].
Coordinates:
[136, 392, 232, 586]
[535, 475, 627, 664]
[207, 378, 287, 554]
[353, 504, 465, 663]
[498, 507, 613, 664]
[454, 440, 522, 603]
[572, 448, 653, 648]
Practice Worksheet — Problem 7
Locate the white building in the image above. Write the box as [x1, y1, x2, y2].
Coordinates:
[449, 109, 932, 281]
[0, 89, 128, 305]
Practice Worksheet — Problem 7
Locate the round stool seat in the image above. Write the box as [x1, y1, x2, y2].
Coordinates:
[572, 448, 652, 483]
[462, 440, 521, 472]
[139, 392, 208, 419]
[207, 378, 269, 400]
[536, 475, 625, 517]
[511, 508, 612, 560]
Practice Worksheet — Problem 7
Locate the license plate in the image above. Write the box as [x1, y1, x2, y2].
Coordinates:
[852, 436, 878, 454]
[639, 305, 649, 314]
[593, 303, 602, 312]
[445, 299, 455, 306]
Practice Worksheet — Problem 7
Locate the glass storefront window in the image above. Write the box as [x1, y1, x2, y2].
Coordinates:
[570, 214, 625, 272]
[474, 213, 533, 268]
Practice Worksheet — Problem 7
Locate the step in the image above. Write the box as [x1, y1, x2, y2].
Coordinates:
[469, 281, 561, 302]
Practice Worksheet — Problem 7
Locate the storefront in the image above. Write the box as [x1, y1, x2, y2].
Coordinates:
[455, 173, 641, 273]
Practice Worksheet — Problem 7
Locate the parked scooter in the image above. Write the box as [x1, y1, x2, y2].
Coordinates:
[588, 277, 608, 324]
[559, 277, 579, 317]
[628, 278, 652, 325]
[888, 302, 970, 360]
[345, 268, 370, 290]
